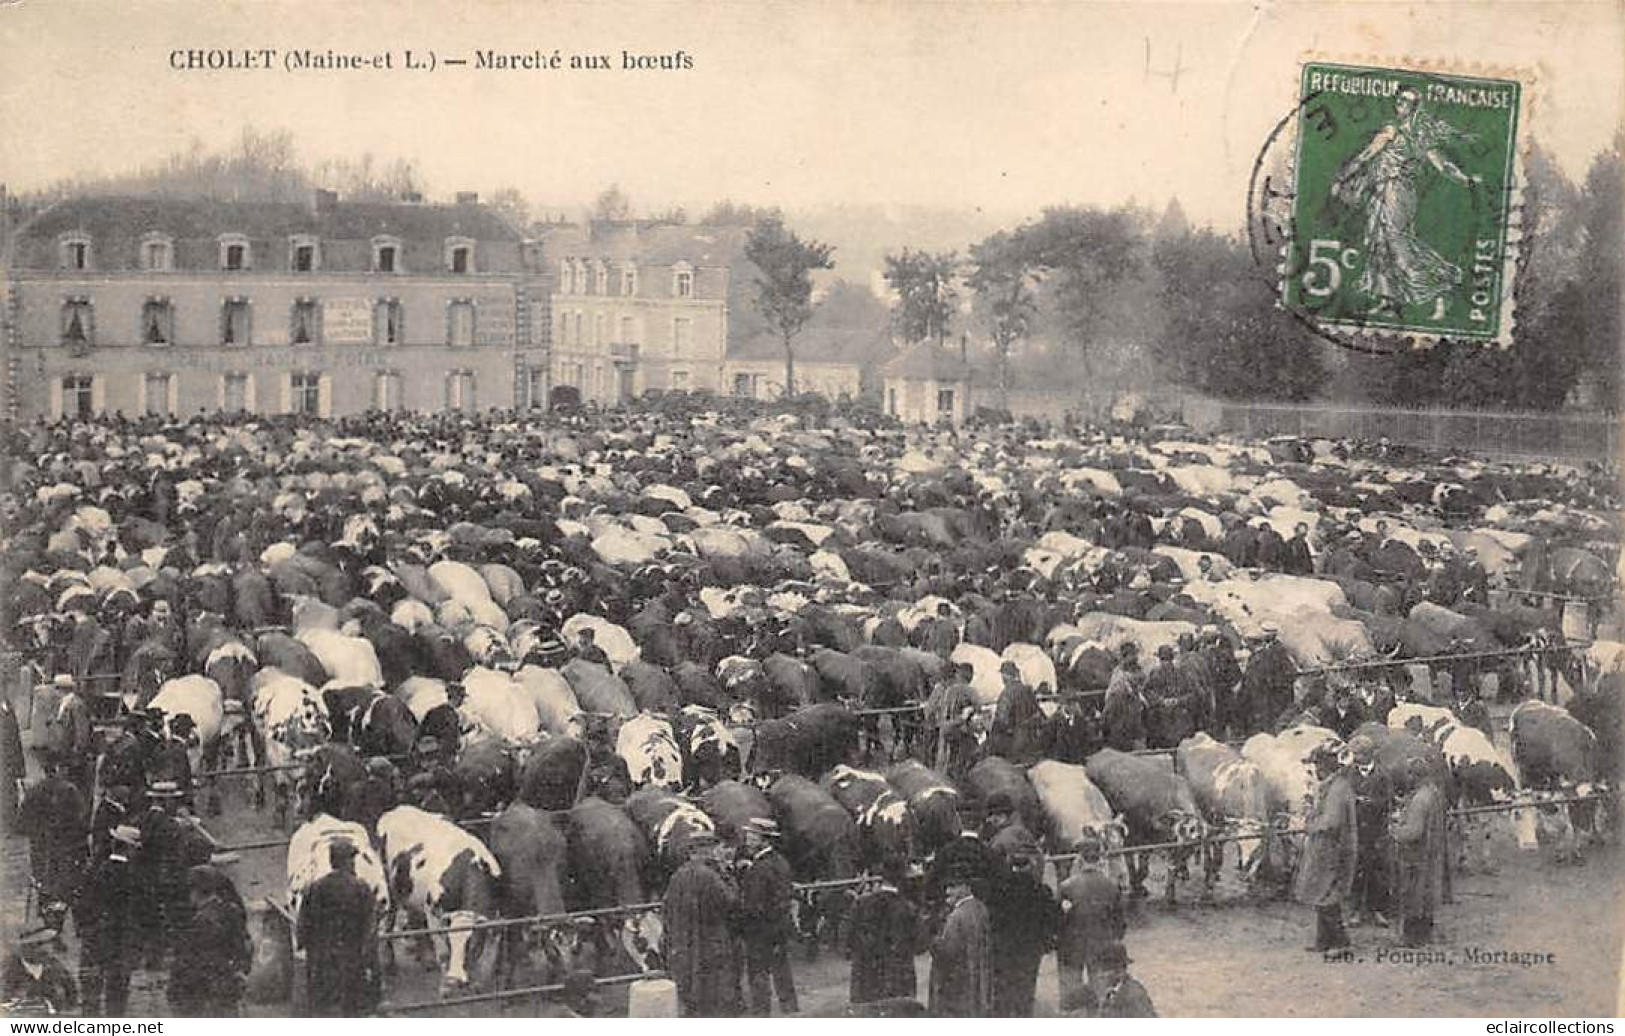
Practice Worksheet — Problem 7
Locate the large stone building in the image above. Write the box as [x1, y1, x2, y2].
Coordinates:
[2, 191, 549, 420]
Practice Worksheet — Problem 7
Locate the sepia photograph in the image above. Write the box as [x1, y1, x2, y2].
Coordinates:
[0, 0, 1621, 1021]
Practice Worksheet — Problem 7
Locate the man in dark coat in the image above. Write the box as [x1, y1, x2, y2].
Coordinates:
[298, 840, 379, 1016]
[1220, 518, 1257, 569]
[1056, 832, 1125, 1007]
[348, 758, 399, 832]
[17, 762, 87, 931]
[847, 856, 921, 1006]
[77, 824, 143, 1016]
[663, 834, 743, 1017]
[1141, 645, 1195, 749]
[1322, 682, 1370, 741]
[1090, 942, 1157, 1018]
[1254, 523, 1288, 572]
[1240, 624, 1297, 734]
[0, 692, 25, 829]
[1201, 630, 1244, 737]
[572, 627, 611, 667]
[988, 663, 1043, 764]
[928, 867, 991, 1017]
[985, 825, 1060, 1016]
[1346, 734, 1393, 927]
[922, 663, 977, 778]
[737, 819, 798, 1016]
[168, 864, 253, 1016]
[1101, 645, 1146, 751]
[1284, 523, 1315, 576]
[1392, 757, 1447, 947]
[1294, 744, 1358, 952]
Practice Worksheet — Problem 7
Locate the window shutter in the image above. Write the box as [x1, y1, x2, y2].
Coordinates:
[49, 379, 63, 419]
[136, 375, 147, 415]
[318, 373, 333, 418]
[90, 376, 106, 415]
[466, 372, 477, 413]
[444, 373, 455, 412]
[278, 373, 292, 415]
[168, 375, 180, 416]
[245, 374, 257, 412]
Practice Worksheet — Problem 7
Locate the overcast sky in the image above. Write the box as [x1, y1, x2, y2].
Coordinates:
[2, 1, 1620, 229]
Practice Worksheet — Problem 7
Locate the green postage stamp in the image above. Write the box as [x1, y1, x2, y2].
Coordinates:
[1282, 62, 1523, 344]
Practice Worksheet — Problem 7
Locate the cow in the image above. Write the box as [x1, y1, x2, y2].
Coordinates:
[514, 665, 585, 739]
[298, 628, 385, 689]
[964, 756, 1044, 835]
[1028, 759, 1130, 888]
[147, 675, 227, 798]
[620, 661, 680, 714]
[453, 740, 517, 818]
[565, 796, 662, 974]
[626, 787, 719, 878]
[674, 705, 741, 790]
[615, 712, 684, 790]
[286, 814, 390, 953]
[488, 802, 577, 988]
[298, 743, 368, 823]
[699, 779, 774, 846]
[1085, 748, 1207, 902]
[1001, 642, 1058, 694]
[519, 737, 590, 811]
[1175, 734, 1278, 892]
[377, 805, 504, 995]
[1510, 700, 1602, 861]
[253, 669, 332, 827]
[767, 774, 862, 948]
[750, 703, 859, 779]
[561, 659, 639, 718]
[256, 633, 329, 688]
[884, 760, 964, 854]
[822, 764, 915, 867]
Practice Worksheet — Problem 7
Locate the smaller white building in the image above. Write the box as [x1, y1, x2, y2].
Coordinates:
[882, 343, 974, 426]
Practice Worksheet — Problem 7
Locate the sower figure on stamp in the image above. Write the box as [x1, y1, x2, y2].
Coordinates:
[1294, 743, 1358, 952]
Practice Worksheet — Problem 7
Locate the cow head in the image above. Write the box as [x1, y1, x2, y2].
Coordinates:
[620, 912, 664, 973]
[1229, 817, 1270, 878]
[1161, 809, 1207, 845]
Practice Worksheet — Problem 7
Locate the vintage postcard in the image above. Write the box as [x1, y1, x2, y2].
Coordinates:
[0, 0, 1619, 1024]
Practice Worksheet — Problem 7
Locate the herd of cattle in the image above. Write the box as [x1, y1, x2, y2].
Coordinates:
[3, 407, 1621, 1001]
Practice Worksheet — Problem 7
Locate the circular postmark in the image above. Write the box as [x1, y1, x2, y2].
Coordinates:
[1246, 63, 1526, 355]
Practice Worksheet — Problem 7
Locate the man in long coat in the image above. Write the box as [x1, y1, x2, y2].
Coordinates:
[299, 841, 379, 1016]
[922, 663, 977, 777]
[1391, 757, 1447, 947]
[737, 819, 798, 1016]
[988, 663, 1043, 764]
[1347, 734, 1394, 927]
[929, 868, 991, 1017]
[169, 864, 253, 1016]
[985, 826, 1060, 1016]
[663, 835, 743, 1017]
[77, 824, 143, 1017]
[17, 762, 87, 931]
[1294, 745, 1358, 952]
[846, 856, 921, 1006]
[1102, 646, 1146, 751]
[1056, 833, 1126, 1007]
[1240, 624, 1296, 734]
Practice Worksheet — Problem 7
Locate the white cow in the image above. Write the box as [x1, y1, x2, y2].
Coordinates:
[459, 667, 542, 745]
[287, 815, 390, 951]
[1028, 760, 1129, 887]
[515, 665, 586, 738]
[297, 628, 384, 689]
[948, 643, 1005, 707]
[252, 671, 331, 825]
[148, 675, 226, 778]
[377, 806, 503, 993]
[391, 599, 436, 633]
[1001, 643, 1058, 694]
[617, 713, 684, 790]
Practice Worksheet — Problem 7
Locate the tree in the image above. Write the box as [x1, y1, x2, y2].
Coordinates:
[487, 187, 531, 231]
[744, 216, 835, 396]
[1011, 207, 1146, 377]
[967, 230, 1039, 410]
[700, 200, 782, 226]
[591, 184, 632, 222]
[883, 248, 959, 348]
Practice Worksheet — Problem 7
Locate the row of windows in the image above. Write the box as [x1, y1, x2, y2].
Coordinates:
[55, 298, 476, 349]
[556, 258, 693, 299]
[57, 233, 473, 274]
[551, 311, 695, 354]
[53, 368, 531, 418]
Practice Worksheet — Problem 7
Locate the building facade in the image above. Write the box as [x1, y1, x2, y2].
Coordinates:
[882, 343, 974, 425]
[2, 192, 549, 420]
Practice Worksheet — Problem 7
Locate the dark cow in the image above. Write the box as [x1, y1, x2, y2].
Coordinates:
[750, 703, 858, 779]
[963, 756, 1044, 836]
[621, 661, 680, 714]
[1085, 748, 1207, 902]
[298, 743, 367, 823]
[256, 632, 329, 688]
[626, 787, 718, 879]
[760, 653, 821, 717]
[489, 802, 575, 988]
[821, 764, 915, 866]
[1510, 700, 1603, 860]
[561, 659, 639, 717]
[767, 774, 862, 948]
[453, 740, 517, 818]
[565, 795, 661, 974]
[699, 779, 774, 846]
[884, 760, 964, 854]
[519, 737, 589, 811]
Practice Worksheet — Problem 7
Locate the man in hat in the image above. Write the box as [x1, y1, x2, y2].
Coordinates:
[737, 817, 798, 1016]
[1056, 831, 1126, 1006]
[922, 662, 978, 779]
[989, 661, 1043, 765]
[42, 673, 94, 793]
[1102, 643, 1146, 751]
[0, 687, 24, 829]
[137, 779, 189, 962]
[846, 855, 922, 1007]
[1240, 622, 1296, 735]
[1, 927, 77, 1012]
[1294, 743, 1358, 952]
[572, 626, 611, 668]
[77, 824, 142, 1016]
[1141, 643, 1195, 750]
[1091, 942, 1157, 1018]
[929, 863, 991, 1017]
[300, 839, 380, 1016]
[1323, 681, 1369, 741]
[17, 760, 88, 932]
[350, 757, 400, 832]
[1460, 546, 1489, 605]
[985, 821, 1060, 1016]
[663, 833, 743, 1017]
[1392, 756, 1447, 947]
[1285, 522, 1315, 577]
[1346, 734, 1393, 928]
[169, 864, 252, 1017]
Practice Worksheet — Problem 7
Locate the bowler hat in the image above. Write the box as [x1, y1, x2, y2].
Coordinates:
[147, 780, 185, 798]
[742, 817, 781, 840]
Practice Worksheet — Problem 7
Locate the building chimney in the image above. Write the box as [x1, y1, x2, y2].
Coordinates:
[312, 188, 339, 212]
[456, 191, 479, 205]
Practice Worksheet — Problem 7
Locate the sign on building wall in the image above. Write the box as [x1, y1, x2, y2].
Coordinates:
[323, 298, 373, 344]
[474, 296, 515, 346]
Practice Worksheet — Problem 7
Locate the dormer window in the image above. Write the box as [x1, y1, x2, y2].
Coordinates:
[673, 262, 694, 299]
[559, 259, 575, 294]
[219, 234, 252, 271]
[59, 235, 92, 271]
[290, 235, 321, 272]
[593, 261, 609, 295]
[621, 263, 638, 297]
[139, 234, 174, 272]
[573, 259, 589, 296]
[373, 236, 402, 274]
[445, 237, 476, 274]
